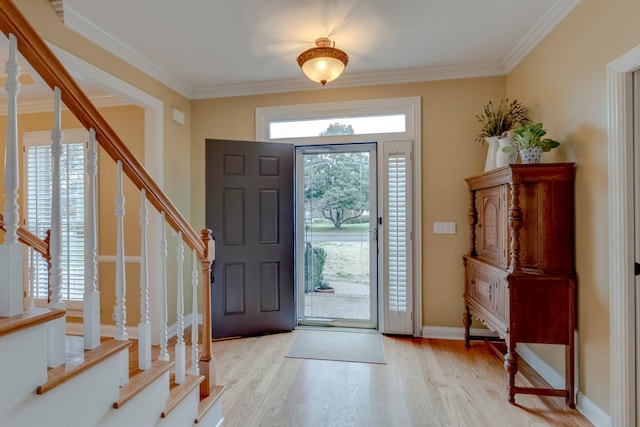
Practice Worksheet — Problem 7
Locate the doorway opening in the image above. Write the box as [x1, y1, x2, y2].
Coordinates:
[256, 97, 422, 336]
[296, 144, 377, 329]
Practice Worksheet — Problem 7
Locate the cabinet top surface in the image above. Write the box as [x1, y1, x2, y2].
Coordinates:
[465, 163, 575, 189]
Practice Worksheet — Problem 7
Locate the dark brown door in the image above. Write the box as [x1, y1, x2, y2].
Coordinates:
[205, 139, 294, 338]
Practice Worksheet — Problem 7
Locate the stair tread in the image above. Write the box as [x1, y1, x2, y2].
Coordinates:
[113, 359, 174, 409]
[37, 338, 131, 395]
[161, 373, 204, 418]
[0, 307, 65, 338]
[195, 385, 226, 424]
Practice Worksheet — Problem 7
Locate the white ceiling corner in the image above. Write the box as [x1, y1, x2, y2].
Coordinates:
[503, 0, 582, 72]
[62, 5, 193, 98]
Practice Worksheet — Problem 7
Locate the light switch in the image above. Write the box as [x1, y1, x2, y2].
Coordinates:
[434, 221, 456, 234]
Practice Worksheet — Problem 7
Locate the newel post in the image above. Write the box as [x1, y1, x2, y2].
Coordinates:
[199, 228, 216, 396]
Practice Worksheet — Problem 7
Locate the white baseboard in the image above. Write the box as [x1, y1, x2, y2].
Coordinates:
[421, 325, 499, 340]
[576, 393, 611, 427]
[66, 313, 203, 342]
[422, 325, 610, 427]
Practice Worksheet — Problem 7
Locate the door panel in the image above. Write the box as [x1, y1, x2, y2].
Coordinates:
[206, 139, 294, 338]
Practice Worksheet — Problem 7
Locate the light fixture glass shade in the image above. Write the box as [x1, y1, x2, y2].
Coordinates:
[297, 37, 349, 86]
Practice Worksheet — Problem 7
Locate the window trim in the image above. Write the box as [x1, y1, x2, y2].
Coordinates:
[23, 128, 90, 315]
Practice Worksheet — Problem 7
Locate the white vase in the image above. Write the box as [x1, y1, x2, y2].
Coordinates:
[483, 136, 500, 171]
[495, 137, 518, 168]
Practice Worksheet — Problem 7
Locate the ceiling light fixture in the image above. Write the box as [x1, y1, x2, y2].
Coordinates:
[297, 37, 349, 86]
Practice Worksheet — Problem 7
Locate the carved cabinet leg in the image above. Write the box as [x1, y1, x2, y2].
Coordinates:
[504, 345, 518, 404]
[463, 306, 472, 348]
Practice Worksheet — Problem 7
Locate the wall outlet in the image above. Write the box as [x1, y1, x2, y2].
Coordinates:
[434, 221, 456, 234]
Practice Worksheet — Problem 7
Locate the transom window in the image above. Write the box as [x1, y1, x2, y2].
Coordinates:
[269, 114, 406, 139]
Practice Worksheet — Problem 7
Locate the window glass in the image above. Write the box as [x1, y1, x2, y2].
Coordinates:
[25, 140, 85, 302]
[269, 114, 405, 139]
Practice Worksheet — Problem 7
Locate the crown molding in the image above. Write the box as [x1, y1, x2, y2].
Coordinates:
[62, 5, 193, 98]
[49, 2, 579, 100]
[503, 0, 581, 73]
[192, 62, 506, 99]
[48, 0, 64, 21]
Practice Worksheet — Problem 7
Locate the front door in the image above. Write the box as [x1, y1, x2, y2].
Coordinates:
[205, 139, 294, 338]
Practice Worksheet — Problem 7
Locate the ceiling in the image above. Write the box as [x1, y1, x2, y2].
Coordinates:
[3, 0, 580, 104]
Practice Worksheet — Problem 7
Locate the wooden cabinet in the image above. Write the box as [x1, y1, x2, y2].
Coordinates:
[462, 163, 575, 408]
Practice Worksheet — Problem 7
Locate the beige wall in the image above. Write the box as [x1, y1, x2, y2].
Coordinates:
[191, 77, 505, 329]
[506, 0, 640, 413]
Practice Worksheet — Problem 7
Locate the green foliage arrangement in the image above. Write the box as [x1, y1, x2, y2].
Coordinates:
[304, 243, 328, 291]
[501, 122, 560, 154]
[475, 98, 530, 143]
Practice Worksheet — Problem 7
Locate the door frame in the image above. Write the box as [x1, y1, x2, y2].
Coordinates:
[256, 97, 422, 336]
[608, 43, 640, 427]
[295, 143, 378, 328]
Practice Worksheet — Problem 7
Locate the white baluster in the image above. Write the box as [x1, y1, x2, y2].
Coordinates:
[0, 33, 24, 317]
[49, 87, 64, 308]
[138, 189, 151, 370]
[115, 160, 129, 385]
[27, 249, 35, 308]
[175, 232, 185, 384]
[84, 128, 100, 350]
[188, 249, 199, 375]
[158, 212, 170, 361]
[47, 87, 65, 368]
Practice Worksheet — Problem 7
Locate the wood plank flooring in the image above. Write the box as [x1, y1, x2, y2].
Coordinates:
[211, 330, 593, 427]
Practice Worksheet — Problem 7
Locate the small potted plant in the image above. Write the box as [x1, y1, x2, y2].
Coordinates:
[476, 99, 529, 171]
[502, 122, 560, 164]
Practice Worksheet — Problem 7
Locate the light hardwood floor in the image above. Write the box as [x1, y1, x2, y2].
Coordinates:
[211, 330, 593, 427]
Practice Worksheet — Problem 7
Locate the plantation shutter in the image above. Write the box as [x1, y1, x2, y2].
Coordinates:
[24, 131, 87, 302]
[383, 140, 413, 334]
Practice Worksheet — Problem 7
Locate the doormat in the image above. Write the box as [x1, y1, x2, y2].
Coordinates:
[286, 329, 386, 364]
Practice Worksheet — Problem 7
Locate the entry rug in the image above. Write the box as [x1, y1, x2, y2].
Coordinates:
[286, 329, 386, 364]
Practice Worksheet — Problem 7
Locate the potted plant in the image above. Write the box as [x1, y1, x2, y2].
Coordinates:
[476, 99, 529, 171]
[502, 122, 560, 164]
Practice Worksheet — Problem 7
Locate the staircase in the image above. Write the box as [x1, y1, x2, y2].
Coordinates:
[0, 1, 224, 426]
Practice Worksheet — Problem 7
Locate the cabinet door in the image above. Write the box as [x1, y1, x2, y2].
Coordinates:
[464, 259, 508, 333]
[476, 186, 507, 266]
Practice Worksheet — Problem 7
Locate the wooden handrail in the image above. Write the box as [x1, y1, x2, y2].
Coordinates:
[0, 0, 204, 257]
[0, 212, 48, 256]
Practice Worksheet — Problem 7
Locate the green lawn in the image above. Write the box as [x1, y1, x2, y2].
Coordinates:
[315, 241, 370, 285]
[307, 221, 370, 233]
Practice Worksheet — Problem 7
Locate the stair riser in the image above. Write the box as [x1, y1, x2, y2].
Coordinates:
[100, 372, 169, 427]
[0, 324, 48, 420]
[159, 386, 200, 426]
[4, 350, 120, 427]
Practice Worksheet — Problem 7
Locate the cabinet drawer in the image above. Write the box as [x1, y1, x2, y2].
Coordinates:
[465, 260, 508, 324]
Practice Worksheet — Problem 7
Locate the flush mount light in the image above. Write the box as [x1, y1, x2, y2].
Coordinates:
[296, 37, 349, 86]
